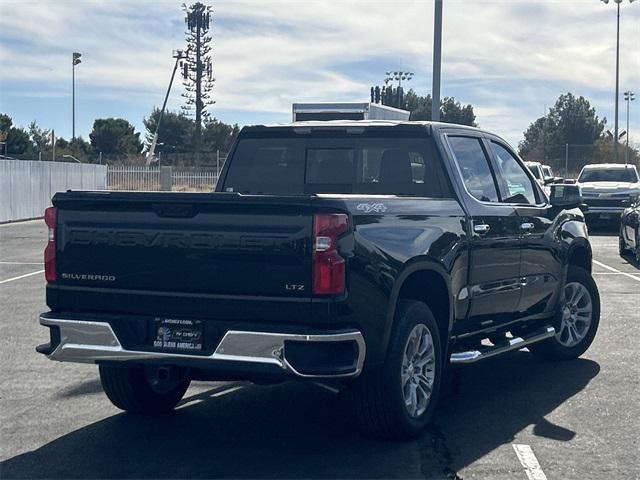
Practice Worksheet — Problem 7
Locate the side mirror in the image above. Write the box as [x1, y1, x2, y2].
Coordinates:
[550, 184, 586, 211]
[544, 176, 554, 185]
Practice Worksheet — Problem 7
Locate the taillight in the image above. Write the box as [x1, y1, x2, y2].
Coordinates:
[313, 213, 348, 295]
[44, 207, 57, 282]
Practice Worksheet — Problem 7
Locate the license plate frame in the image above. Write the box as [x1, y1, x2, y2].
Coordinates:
[152, 317, 203, 351]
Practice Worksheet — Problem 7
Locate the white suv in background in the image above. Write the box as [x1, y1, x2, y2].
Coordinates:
[577, 164, 640, 222]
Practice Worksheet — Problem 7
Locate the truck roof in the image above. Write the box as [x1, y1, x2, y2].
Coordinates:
[582, 163, 638, 170]
[243, 119, 484, 133]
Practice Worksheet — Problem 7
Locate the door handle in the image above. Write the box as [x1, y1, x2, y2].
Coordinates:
[474, 223, 491, 234]
[520, 222, 535, 231]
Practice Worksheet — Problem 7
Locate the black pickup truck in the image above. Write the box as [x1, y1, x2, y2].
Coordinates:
[37, 121, 600, 439]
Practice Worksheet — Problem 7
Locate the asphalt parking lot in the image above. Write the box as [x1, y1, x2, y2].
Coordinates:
[1, 219, 638, 480]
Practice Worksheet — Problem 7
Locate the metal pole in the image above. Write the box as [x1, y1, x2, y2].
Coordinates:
[565, 143, 569, 178]
[72, 56, 75, 140]
[52, 129, 56, 162]
[614, 1, 620, 162]
[626, 94, 630, 165]
[99, 151, 102, 165]
[145, 51, 183, 165]
[431, 0, 443, 122]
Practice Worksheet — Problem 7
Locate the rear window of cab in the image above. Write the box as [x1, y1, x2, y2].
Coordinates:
[221, 133, 452, 198]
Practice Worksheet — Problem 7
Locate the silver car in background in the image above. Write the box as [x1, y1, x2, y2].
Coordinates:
[525, 161, 554, 195]
[577, 164, 640, 223]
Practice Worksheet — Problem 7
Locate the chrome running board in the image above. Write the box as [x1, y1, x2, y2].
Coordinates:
[450, 326, 556, 365]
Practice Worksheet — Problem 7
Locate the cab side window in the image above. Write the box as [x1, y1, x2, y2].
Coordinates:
[490, 142, 538, 205]
[448, 136, 499, 203]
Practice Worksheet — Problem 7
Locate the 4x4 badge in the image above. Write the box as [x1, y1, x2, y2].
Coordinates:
[356, 203, 387, 213]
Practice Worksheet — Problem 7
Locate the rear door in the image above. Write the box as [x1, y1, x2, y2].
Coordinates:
[487, 139, 561, 317]
[445, 134, 522, 335]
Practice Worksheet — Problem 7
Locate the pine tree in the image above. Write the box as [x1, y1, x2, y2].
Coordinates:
[182, 2, 214, 157]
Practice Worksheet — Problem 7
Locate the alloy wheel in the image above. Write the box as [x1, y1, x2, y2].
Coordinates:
[401, 324, 436, 418]
[557, 282, 593, 348]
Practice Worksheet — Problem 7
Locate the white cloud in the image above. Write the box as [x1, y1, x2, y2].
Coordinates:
[0, 0, 638, 146]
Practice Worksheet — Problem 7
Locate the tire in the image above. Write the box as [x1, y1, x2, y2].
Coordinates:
[349, 300, 443, 440]
[619, 233, 627, 256]
[529, 266, 600, 361]
[99, 365, 190, 414]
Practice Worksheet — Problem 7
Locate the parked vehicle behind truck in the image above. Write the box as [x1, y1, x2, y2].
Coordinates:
[578, 164, 640, 223]
[619, 193, 640, 262]
[38, 121, 600, 439]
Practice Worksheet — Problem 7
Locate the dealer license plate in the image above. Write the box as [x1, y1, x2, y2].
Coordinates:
[153, 318, 203, 351]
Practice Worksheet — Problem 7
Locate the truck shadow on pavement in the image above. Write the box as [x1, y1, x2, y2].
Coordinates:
[1, 352, 599, 479]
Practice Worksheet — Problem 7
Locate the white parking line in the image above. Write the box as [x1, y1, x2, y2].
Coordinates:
[0, 270, 45, 284]
[593, 259, 640, 282]
[513, 444, 548, 480]
[0, 261, 43, 265]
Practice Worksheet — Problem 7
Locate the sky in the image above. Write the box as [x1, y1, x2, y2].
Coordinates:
[0, 0, 638, 149]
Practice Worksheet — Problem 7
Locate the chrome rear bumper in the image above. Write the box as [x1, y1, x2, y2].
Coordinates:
[39, 316, 366, 379]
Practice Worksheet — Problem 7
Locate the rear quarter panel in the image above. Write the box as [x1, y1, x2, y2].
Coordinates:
[314, 196, 468, 365]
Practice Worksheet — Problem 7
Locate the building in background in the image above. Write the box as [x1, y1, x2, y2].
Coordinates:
[292, 102, 410, 122]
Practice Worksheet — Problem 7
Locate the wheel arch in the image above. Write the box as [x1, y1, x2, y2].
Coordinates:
[566, 240, 593, 275]
[383, 262, 453, 364]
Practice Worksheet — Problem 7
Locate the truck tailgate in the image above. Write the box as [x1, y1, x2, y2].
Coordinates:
[53, 192, 313, 302]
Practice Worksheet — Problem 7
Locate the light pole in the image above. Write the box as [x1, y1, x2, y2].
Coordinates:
[624, 90, 635, 165]
[385, 71, 414, 89]
[600, 0, 636, 162]
[432, 0, 443, 122]
[384, 71, 413, 108]
[72, 52, 82, 139]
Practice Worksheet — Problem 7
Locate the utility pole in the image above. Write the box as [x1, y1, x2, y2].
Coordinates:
[431, 0, 443, 122]
[145, 49, 186, 165]
[72, 52, 82, 139]
[624, 90, 635, 165]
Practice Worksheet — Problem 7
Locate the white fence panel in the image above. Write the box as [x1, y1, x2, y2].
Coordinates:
[107, 166, 219, 192]
[107, 166, 161, 191]
[0, 160, 107, 223]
